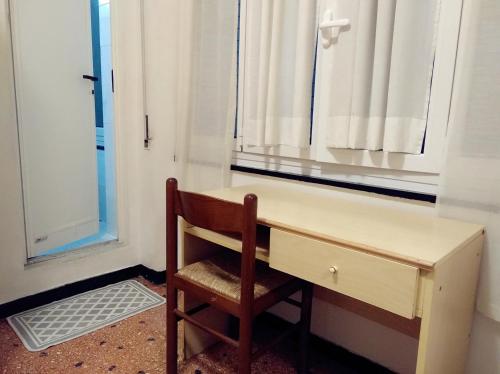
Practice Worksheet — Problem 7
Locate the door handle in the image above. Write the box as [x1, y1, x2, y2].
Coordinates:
[82, 74, 99, 82]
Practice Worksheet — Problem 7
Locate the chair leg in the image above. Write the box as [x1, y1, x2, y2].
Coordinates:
[238, 316, 253, 374]
[166, 286, 178, 374]
[298, 282, 314, 374]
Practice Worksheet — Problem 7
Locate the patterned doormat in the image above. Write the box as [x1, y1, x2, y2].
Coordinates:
[7, 280, 165, 351]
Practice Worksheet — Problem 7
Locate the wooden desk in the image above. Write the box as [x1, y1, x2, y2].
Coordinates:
[181, 185, 484, 373]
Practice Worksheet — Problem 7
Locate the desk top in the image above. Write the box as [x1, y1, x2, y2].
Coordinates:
[205, 185, 484, 269]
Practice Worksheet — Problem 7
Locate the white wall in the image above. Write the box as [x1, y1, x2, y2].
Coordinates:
[466, 313, 500, 373]
[0, 0, 144, 304]
[137, 0, 178, 271]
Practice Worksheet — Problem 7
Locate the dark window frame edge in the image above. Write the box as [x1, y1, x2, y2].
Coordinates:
[230, 164, 437, 204]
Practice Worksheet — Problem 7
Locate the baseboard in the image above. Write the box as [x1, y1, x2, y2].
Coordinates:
[137, 265, 166, 284]
[0, 265, 166, 319]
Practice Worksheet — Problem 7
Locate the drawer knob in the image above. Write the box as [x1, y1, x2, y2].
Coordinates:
[329, 266, 338, 274]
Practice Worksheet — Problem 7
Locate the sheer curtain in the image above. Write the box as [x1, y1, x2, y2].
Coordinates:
[438, 0, 500, 322]
[319, 0, 440, 154]
[243, 0, 318, 148]
[174, 0, 238, 192]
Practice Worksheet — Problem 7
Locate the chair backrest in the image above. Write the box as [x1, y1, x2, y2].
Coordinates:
[166, 178, 258, 310]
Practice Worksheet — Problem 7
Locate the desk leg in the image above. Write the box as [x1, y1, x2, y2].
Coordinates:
[416, 235, 483, 373]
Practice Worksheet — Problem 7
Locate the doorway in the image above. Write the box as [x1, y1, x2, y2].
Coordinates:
[10, 0, 117, 259]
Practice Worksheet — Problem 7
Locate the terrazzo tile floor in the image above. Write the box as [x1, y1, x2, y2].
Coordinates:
[0, 277, 391, 374]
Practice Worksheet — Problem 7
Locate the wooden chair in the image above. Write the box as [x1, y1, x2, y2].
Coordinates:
[166, 178, 313, 374]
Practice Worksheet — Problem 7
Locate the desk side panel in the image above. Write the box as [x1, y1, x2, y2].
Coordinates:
[416, 234, 484, 374]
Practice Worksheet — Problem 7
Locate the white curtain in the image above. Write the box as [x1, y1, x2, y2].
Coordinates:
[438, 0, 500, 322]
[321, 0, 440, 154]
[243, 0, 318, 148]
[175, 0, 238, 192]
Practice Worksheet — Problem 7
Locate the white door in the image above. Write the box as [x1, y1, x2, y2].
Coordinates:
[10, 0, 99, 257]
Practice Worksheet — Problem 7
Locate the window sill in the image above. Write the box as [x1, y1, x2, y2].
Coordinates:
[232, 151, 439, 203]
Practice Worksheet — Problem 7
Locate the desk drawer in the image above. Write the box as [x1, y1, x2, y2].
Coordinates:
[270, 229, 419, 318]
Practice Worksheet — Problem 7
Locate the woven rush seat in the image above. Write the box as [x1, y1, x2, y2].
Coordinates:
[176, 252, 293, 300]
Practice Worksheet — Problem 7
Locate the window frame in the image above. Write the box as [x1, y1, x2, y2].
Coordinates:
[234, 0, 464, 185]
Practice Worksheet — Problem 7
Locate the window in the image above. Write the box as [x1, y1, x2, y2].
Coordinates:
[234, 0, 463, 194]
